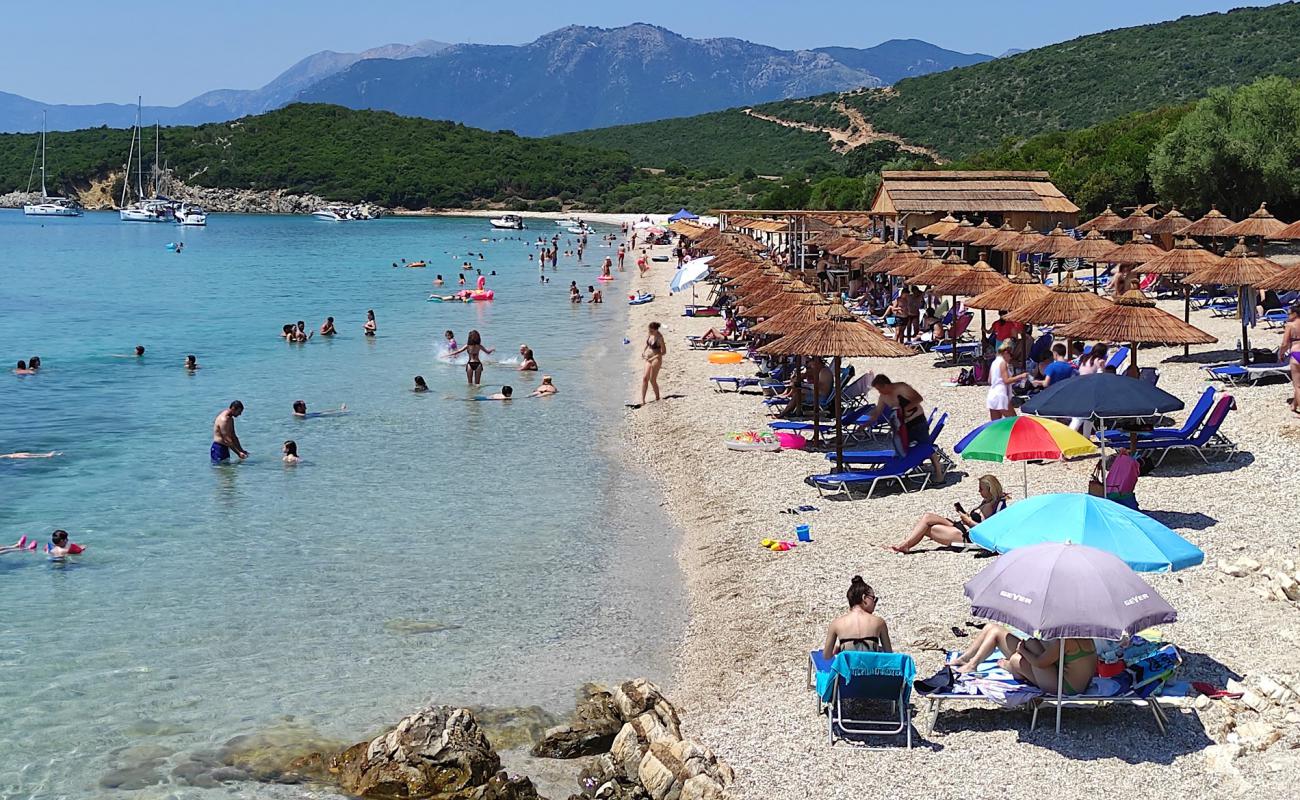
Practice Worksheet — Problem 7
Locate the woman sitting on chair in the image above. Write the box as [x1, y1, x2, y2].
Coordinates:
[821, 576, 892, 659]
[886, 475, 1007, 553]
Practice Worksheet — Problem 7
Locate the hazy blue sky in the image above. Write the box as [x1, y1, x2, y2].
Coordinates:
[3, 0, 1275, 105]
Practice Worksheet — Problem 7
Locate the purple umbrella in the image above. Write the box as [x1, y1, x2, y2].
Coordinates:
[963, 541, 1177, 732]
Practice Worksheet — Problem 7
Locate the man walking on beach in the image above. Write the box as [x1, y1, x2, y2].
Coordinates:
[211, 401, 249, 462]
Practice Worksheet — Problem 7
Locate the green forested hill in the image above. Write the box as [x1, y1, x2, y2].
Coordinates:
[0, 104, 636, 208]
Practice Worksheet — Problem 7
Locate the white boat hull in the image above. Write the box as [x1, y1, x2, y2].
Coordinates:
[178, 214, 207, 226]
[120, 208, 170, 222]
[24, 203, 82, 217]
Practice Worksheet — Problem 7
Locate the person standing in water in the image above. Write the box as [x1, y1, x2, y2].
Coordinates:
[364, 310, 377, 337]
[448, 330, 494, 386]
[320, 317, 336, 336]
[211, 401, 249, 462]
[639, 321, 666, 406]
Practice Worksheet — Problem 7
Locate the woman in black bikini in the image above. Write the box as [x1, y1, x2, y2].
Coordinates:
[448, 329, 494, 386]
[862, 375, 946, 483]
[821, 576, 892, 658]
[640, 321, 665, 405]
[887, 475, 1007, 553]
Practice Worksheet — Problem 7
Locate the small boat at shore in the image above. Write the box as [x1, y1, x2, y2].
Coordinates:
[176, 204, 207, 226]
[490, 214, 525, 230]
[23, 112, 82, 218]
[312, 204, 378, 221]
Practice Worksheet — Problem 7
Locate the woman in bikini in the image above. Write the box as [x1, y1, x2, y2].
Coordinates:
[640, 321, 666, 406]
[950, 625, 1098, 695]
[448, 329, 494, 386]
[821, 576, 892, 658]
[862, 375, 945, 483]
[1280, 305, 1300, 415]
[364, 309, 377, 337]
[887, 475, 1006, 553]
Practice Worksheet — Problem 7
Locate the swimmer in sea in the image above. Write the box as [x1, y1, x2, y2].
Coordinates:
[0, 535, 39, 554]
[184, 355, 199, 371]
[111, 346, 146, 358]
[282, 440, 301, 464]
[281, 324, 295, 341]
[518, 346, 538, 371]
[212, 400, 249, 462]
[435, 274, 444, 286]
[458, 274, 466, 286]
[14, 360, 35, 375]
[320, 317, 336, 336]
[444, 330, 458, 351]
[293, 400, 348, 418]
[28, 356, 40, 371]
[600, 258, 613, 279]
[413, 376, 429, 393]
[588, 286, 603, 303]
[364, 309, 377, 337]
[295, 321, 313, 342]
[530, 376, 558, 397]
[481, 386, 513, 401]
[448, 329, 494, 386]
[1, 451, 61, 459]
[48, 529, 85, 557]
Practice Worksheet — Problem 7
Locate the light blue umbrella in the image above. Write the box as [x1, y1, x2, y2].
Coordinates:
[670, 256, 713, 293]
[969, 492, 1203, 572]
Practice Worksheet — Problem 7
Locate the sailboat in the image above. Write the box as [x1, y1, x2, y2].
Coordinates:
[23, 111, 82, 217]
[119, 98, 175, 223]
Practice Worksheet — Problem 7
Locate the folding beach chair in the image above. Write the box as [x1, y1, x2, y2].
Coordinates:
[1105, 346, 1130, 372]
[1100, 386, 1214, 444]
[809, 444, 936, 498]
[1131, 394, 1237, 466]
[811, 650, 916, 747]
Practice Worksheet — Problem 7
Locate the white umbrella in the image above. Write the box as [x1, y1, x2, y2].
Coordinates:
[634, 220, 657, 230]
[670, 256, 714, 293]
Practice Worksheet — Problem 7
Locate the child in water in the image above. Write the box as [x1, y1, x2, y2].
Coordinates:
[444, 330, 458, 351]
[282, 440, 301, 464]
[530, 376, 558, 397]
[413, 376, 429, 393]
[47, 530, 85, 556]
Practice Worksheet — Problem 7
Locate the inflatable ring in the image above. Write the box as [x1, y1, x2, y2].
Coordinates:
[708, 351, 743, 364]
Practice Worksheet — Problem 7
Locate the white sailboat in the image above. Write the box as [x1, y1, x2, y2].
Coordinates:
[23, 111, 82, 217]
[120, 98, 175, 223]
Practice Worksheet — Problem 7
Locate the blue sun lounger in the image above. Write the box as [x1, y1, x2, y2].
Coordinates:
[1129, 395, 1237, 465]
[1100, 387, 1215, 444]
[810, 444, 936, 498]
[1204, 361, 1290, 386]
[1105, 346, 1130, 372]
[709, 376, 763, 392]
[826, 413, 947, 465]
[810, 650, 916, 748]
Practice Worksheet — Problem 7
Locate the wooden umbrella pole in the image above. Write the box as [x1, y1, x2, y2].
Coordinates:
[1183, 284, 1191, 359]
[1240, 285, 1250, 367]
[833, 356, 845, 472]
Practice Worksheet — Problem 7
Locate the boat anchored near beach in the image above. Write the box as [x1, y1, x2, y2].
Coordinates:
[176, 203, 207, 226]
[312, 203, 379, 221]
[490, 214, 525, 230]
[23, 112, 82, 217]
[119, 98, 176, 223]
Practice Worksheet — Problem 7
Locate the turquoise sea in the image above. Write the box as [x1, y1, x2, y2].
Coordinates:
[0, 211, 681, 798]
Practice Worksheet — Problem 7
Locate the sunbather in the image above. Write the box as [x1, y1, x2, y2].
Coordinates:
[950, 624, 1097, 695]
[821, 576, 892, 659]
[886, 475, 1006, 553]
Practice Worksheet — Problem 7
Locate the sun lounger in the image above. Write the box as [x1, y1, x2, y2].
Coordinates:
[685, 335, 741, 350]
[1100, 386, 1214, 443]
[826, 413, 947, 466]
[1105, 346, 1130, 372]
[709, 376, 763, 392]
[683, 305, 722, 317]
[1261, 309, 1289, 329]
[1204, 361, 1290, 386]
[809, 650, 916, 747]
[1208, 302, 1238, 318]
[809, 444, 936, 498]
[1130, 394, 1237, 466]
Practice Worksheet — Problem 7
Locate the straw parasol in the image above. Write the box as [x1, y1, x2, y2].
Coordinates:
[934, 253, 1010, 341]
[937, 216, 975, 242]
[946, 218, 996, 245]
[1257, 263, 1300, 292]
[1106, 231, 1166, 265]
[1140, 237, 1225, 355]
[759, 303, 915, 470]
[967, 265, 1050, 312]
[1185, 239, 1285, 364]
[1146, 207, 1189, 238]
[853, 241, 894, 272]
[1052, 229, 1120, 261]
[1109, 207, 1156, 235]
[889, 244, 942, 279]
[1274, 218, 1300, 241]
[1009, 270, 1112, 326]
[868, 244, 922, 275]
[748, 295, 834, 337]
[917, 213, 961, 239]
[1178, 206, 1236, 238]
[971, 222, 1020, 250]
[997, 222, 1046, 254]
[1055, 289, 1217, 367]
[1219, 203, 1287, 243]
[909, 250, 970, 287]
[1077, 205, 1123, 233]
[1022, 223, 1074, 256]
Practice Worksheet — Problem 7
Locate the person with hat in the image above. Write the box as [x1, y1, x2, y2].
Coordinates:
[988, 340, 1030, 421]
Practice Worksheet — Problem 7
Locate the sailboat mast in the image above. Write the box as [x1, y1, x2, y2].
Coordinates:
[121, 118, 137, 208]
[40, 111, 48, 198]
[135, 97, 144, 199]
[153, 122, 160, 197]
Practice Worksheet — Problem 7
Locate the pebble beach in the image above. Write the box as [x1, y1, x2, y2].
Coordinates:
[622, 239, 1300, 799]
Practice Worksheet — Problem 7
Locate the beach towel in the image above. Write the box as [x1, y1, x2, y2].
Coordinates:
[815, 651, 916, 705]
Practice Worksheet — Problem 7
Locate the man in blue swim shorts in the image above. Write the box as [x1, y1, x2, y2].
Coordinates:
[211, 401, 249, 462]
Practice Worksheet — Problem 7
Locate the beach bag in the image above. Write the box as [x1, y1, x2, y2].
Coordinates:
[971, 357, 990, 385]
[955, 367, 974, 387]
[1125, 643, 1181, 691]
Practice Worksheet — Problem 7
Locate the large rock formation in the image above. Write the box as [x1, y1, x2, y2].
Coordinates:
[531, 684, 624, 759]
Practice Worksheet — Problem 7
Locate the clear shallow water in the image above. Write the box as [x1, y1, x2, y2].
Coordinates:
[0, 211, 681, 798]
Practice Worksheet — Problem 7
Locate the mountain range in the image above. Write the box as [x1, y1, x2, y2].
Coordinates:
[0, 25, 988, 135]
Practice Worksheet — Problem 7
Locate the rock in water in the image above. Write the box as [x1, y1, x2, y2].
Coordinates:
[532, 685, 624, 758]
[331, 704, 538, 799]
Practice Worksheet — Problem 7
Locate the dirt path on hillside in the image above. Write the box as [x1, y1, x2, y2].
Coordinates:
[742, 100, 944, 163]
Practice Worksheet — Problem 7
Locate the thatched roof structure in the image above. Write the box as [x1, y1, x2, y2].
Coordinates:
[1109, 207, 1156, 234]
[758, 304, 916, 358]
[1052, 229, 1120, 262]
[1219, 203, 1288, 240]
[869, 171, 1079, 217]
[966, 266, 1050, 311]
[916, 213, 961, 238]
[996, 222, 1046, 253]
[1008, 271, 1112, 325]
[1020, 223, 1074, 255]
[909, 251, 971, 287]
[945, 218, 997, 244]
[1139, 238, 1221, 276]
[1106, 232, 1167, 266]
[889, 245, 942, 278]
[1077, 205, 1124, 233]
[1146, 207, 1189, 237]
[1178, 206, 1236, 237]
[1054, 290, 1217, 347]
[1185, 240, 1284, 286]
[933, 255, 1009, 297]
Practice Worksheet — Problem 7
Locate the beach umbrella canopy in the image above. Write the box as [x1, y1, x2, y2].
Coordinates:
[668, 208, 699, 222]
[964, 541, 1178, 639]
[1139, 238, 1221, 276]
[908, 250, 969, 287]
[1257, 263, 1300, 292]
[853, 243, 894, 272]
[955, 416, 1097, 497]
[1110, 207, 1156, 234]
[996, 223, 1046, 254]
[669, 256, 713, 293]
[1077, 205, 1125, 233]
[936, 216, 975, 242]
[1054, 289, 1217, 360]
[1275, 218, 1300, 241]
[1185, 239, 1285, 286]
[967, 265, 1050, 311]
[1052, 229, 1120, 262]
[1021, 373, 1183, 419]
[1178, 206, 1236, 238]
[933, 255, 1008, 297]
[1105, 231, 1166, 265]
[748, 295, 833, 336]
[868, 245, 922, 275]
[968, 493, 1204, 573]
[889, 245, 942, 278]
[1219, 203, 1287, 240]
[917, 213, 961, 238]
[1021, 223, 1074, 256]
[972, 222, 1020, 250]
[1146, 208, 1189, 237]
[946, 218, 996, 244]
[1008, 271, 1112, 326]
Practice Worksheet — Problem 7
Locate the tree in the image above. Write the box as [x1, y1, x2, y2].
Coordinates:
[1151, 77, 1300, 218]
[808, 176, 865, 210]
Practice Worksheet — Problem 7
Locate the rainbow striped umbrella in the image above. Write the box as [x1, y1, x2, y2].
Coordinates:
[955, 416, 1098, 496]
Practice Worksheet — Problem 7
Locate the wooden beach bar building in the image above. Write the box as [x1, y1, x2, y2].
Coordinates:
[869, 170, 1080, 237]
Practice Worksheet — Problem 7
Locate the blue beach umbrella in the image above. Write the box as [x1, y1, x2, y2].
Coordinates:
[670, 256, 713, 293]
[969, 492, 1204, 572]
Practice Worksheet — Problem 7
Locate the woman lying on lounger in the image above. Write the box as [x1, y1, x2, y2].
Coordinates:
[950, 625, 1097, 695]
[821, 576, 892, 659]
[886, 475, 1006, 553]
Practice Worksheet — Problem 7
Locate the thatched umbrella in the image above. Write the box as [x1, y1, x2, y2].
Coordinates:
[947, 218, 996, 245]
[889, 245, 942, 279]
[1110, 207, 1156, 235]
[1023, 223, 1073, 256]
[1106, 231, 1167, 296]
[1055, 289, 1217, 367]
[1053, 230, 1121, 293]
[869, 244, 922, 275]
[1141, 237, 1224, 357]
[1219, 203, 1287, 247]
[997, 222, 1046, 255]
[1077, 205, 1124, 233]
[1256, 264, 1300, 292]
[748, 296, 834, 337]
[1009, 271, 1113, 327]
[1185, 239, 1285, 364]
[972, 222, 1020, 250]
[934, 253, 1010, 342]
[909, 250, 970, 288]
[1274, 218, 1300, 241]
[937, 216, 975, 242]
[1178, 206, 1236, 238]
[1146, 207, 1189, 239]
[759, 303, 915, 470]
[967, 265, 1051, 312]
[853, 242, 894, 273]
[917, 213, 961, 239]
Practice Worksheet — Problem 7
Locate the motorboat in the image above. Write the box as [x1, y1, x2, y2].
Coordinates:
[312, 203, 377, 221]
[23, 111, 82, 217]
[555, 218, 580, 227]
[177, 204, 207, 226]
[567, 225, 593, 235]
[490, 214, 525, 230]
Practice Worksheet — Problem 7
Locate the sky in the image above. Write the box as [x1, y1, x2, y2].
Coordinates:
[2, 0, 1278, 105]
